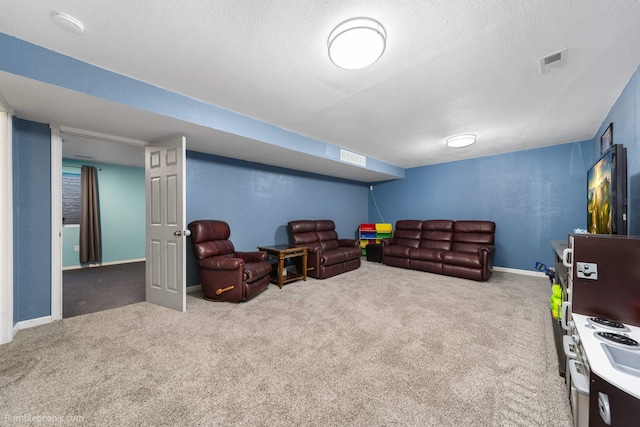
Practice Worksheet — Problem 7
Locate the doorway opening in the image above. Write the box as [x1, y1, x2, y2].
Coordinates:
[59, 128, 146, 318]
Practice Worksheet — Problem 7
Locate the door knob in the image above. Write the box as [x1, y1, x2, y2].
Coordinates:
[174, 230, 192, 237]
[174, 231, 182, 236]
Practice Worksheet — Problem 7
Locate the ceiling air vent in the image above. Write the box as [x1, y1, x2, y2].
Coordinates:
[539, 48, 567, 74]
[340, 149, 366, 167]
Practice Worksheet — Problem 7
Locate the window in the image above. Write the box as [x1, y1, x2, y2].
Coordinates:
[62, 172, 81, 225]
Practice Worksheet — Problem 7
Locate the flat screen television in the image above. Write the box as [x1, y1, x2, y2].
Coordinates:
[587, 143, 627, 234]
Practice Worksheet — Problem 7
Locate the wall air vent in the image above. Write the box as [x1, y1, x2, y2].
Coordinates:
[340, 149, 366, 167]
[539, 48, 567, 74]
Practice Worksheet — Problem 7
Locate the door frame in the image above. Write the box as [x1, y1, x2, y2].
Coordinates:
[51, 126, 63, 321]
[0, 104, 13, 344]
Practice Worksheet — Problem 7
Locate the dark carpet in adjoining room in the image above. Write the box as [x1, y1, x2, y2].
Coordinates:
[63, 262, 145, 318]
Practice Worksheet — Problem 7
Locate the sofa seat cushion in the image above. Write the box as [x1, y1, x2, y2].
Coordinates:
[243, 261, 273, 283]
[321, 247, 361, 266]
[409, 247, 442, 262]
[442, 250, 482, 269]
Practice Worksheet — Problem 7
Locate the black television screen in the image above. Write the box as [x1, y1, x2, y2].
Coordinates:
[587, 144, 627, 234]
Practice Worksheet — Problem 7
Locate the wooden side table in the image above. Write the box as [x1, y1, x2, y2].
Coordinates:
[257, 244, 308, 289]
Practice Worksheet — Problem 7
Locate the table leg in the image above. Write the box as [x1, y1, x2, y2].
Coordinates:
[278, 255, 285, 289]
[302, 250, 308, 281]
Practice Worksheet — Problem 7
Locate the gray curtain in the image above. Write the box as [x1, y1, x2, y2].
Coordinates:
[80, 165, 101, 263]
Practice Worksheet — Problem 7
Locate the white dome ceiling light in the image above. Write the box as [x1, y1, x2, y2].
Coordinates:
[51, 12, 85, 35]
[446, 134, 477, 148]
[328, 18, 386, 70]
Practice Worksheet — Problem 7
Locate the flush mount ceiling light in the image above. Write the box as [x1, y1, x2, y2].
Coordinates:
[51, 12, 85, 35]
[446, 134, 477, 148]
[328, 17, 386, 70]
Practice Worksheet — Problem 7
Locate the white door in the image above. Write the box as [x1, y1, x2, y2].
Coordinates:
[145, 136, 187, 311]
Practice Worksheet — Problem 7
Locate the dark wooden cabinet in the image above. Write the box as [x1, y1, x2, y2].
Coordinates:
[589, 372, 639, 426]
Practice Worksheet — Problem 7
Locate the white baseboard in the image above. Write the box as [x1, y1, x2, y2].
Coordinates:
[14, 315, 52, 334]
[63, 258, 146, 271]
[493, 266, 547, 278]
[186, 284, 201, 293]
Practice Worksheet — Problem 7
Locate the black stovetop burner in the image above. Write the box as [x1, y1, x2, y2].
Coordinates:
[596, 331, 640, 348]
[588, 317, 627, 330]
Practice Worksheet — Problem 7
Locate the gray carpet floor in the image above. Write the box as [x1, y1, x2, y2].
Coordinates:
[1, 262, 573, 426]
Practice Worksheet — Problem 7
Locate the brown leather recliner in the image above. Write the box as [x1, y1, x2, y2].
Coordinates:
[187, 220, 271, 302]
[287, 220, 361, 279]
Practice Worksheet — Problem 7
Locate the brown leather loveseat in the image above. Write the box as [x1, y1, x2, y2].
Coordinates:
[288, 220, 361, 279]
[381, 220, 496, 281]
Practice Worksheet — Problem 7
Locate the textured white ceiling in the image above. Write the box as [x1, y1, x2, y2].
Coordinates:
[1, 0, 640, 178]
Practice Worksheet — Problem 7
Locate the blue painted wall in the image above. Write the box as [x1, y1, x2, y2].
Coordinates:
[61, 160, 145, 268]
[185, 151, 368, 285]
[61, 225, 79, 268]
[12, 118, 51, 322]
[589, 65, 640, 236]
[369, 141, 592, 271]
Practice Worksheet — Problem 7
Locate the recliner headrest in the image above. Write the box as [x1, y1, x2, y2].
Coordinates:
[188, 220, 231, 243]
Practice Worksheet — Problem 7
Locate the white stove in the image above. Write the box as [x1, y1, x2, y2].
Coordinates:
[584, 316, 640, 351]
[572, 313, 640, 399]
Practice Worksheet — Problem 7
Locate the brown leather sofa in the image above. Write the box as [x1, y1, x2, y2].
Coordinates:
[287, 220, 361, 279]
[381, 220, 496, 281]
[188, 220, 272, 302]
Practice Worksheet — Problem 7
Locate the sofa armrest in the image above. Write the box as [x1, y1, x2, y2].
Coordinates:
[198, 257, 242, 270]
[381, 238, 396, 247]
[478, 246, 495, 266]
[235, 251, 267, 263]
[305, 242, 324, 253]
[479, 245, 495, 255]
[337, 238, 359, 248]
[479, 246, 495, 281]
